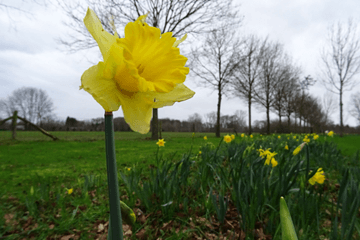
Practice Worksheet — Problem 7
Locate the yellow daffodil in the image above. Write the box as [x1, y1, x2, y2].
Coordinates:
[67, 188, 73, 195]
[293, 142, 306, 156]
[258, 148, 278, 167]
[303, 136, 310, 143]
[231, 134, 235, 140]
[199, 151, 202, 154]
[204, 136, 207, 140]
[293, 136, 296, 139]
[328, 131, 334, 137]
[80, 8, 195, 134]
[224, 135, 232, 143]
[269, 158, 278, 167]
[308, 168, 325, 185]
[285, 145, 289, 150]
[241, 133, 245, 138]
[293, 146, 301, 156]
[156, 139, 166, 147]
[126, 167, 131, 171]
[278, 136, 281, 139]
[313, 134, 319, 140]
[250, 135, 253, 138]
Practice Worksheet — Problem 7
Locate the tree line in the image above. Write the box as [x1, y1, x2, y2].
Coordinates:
[190, 18, 360, 137]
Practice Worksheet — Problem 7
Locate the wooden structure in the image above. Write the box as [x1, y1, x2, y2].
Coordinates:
[0, 111, 58, 141]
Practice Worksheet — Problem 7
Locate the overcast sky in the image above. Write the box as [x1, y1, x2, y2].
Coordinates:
[0, 0, 359, 126]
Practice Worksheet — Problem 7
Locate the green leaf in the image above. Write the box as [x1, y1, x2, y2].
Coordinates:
[280, 197, 298, 240]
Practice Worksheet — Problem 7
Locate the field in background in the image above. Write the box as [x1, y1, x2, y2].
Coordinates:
[0, 131, 218, 194]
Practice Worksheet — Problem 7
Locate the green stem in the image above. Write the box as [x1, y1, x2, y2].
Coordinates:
[105, 112, 123, 240]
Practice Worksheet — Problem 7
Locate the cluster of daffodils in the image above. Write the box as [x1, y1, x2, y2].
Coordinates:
[258, 148, 278, 167]
[303, 135, 310, 143]
[309, 168, 325, 185]
[224, 134, 235, 143]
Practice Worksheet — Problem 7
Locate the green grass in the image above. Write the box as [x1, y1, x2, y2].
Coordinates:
[325, 134, 360, 156]
[0, 131, 220, 196]
[1, 131, 360, 239]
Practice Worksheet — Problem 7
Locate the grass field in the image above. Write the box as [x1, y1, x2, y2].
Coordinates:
[1, 131, 360, 239]
[0, 131, 218, 194]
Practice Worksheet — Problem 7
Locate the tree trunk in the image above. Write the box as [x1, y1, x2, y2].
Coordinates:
[340, 87, 343, 137]
[248, 95, 252, 135]
[278, 111, 282, 126]
[151, 109, 158, 140]
[11, 111, 18, 140]
[266, 106, 270, 135]
[216, 88, 222, 138]
[287, 115, 290, 128]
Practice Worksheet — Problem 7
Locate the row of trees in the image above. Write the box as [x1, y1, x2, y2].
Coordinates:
[190, 19, 360, 137]
[0, 87, 358, 133]
[2, 109, 360, 134]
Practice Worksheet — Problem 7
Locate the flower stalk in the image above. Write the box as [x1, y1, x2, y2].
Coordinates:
[105, 112, 123, 240]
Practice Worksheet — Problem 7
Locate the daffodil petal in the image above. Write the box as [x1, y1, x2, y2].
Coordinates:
[84, 8, 117, 61]
[152, 84, 195, 108]
[80, 62, 121, 112]
[117, 91, 153, 134]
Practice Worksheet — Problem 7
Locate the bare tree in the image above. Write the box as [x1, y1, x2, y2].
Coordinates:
[231, 35, 265, 135]
[188, 113, 202, 132]
[203, 111, 217, 130]
[271, 59, 300, 132]
[190, 27, 242, 137]
[349, 93, 360, 125]
[320, 19, 360, 136]
[322, 93, 337, 126]
[233, 110, 247, 132]
[0, 87, 54, 129]
[294, 75, 316, 132]
[282, 73, 301, 130]
[253, 41, 284, 134]
[58, 0, 240, 140]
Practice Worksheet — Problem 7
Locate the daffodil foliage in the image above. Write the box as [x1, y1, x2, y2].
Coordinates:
[80, 8, 194, 134]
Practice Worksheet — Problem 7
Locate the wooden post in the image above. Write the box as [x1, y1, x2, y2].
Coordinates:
[17, 116, 58, 141]
[11, 111, 18, 140]
[0, 116, 13, 127]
